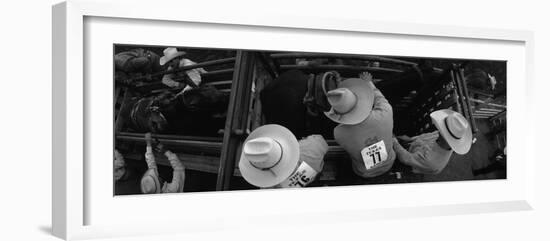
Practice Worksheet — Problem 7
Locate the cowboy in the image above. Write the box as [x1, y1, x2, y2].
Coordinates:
[392, 109, 473, 174]
[159, 47, 207, 94]
[140, 133, 186, 194]
[238, 124, 328, 188]
[327, 72, 396, 178]
[114, 149, 126, 182]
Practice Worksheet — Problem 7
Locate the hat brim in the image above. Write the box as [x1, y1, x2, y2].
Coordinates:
[430, 109, 473, 154]
[159, 52, 186, 66]
[324, 78, 375, 125]
[238, 124, 300, 188]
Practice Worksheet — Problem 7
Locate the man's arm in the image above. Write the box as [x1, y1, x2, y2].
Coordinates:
[144, 133, 157, 169]
[392, 137, 445, 174]
[165, 151, 185, 184]
[360, 72, 392, 114]
[161, 66, 183, 88]
[370, 82, 392, 114]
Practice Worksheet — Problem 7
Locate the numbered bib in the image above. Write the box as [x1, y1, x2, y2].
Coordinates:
[360, 140, 388, 170]
[279, 161, 318, 188]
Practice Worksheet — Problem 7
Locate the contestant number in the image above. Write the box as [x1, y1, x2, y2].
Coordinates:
[360, 140, 388, 170]
[279, 162, 318, 188]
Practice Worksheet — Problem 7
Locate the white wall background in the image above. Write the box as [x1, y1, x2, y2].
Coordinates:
[0, 0, 548, 240]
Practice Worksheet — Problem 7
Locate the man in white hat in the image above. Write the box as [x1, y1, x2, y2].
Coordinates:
[238, 124, 328, 188]
[160, 47, 207, 94]
[328, 72, 396, 178]
[141, 133, 186, 194]
[392, 109, 473, 174]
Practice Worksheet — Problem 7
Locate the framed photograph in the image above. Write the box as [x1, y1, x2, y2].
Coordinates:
[53, 0, 535, 240]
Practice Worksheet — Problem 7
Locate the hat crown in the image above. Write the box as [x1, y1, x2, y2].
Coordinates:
[326, 88, 357, 114]
[243, 137, 283, 169]
[445, 113, 469, 139]
[163, 47, 179, 56]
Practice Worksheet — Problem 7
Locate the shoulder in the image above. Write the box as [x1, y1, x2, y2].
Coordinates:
[333, 124, 349, 143]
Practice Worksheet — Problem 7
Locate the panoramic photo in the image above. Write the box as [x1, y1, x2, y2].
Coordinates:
[113, 44, 507, 195]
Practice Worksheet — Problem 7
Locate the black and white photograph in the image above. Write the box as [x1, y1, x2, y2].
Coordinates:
[113, 44, 507, 195]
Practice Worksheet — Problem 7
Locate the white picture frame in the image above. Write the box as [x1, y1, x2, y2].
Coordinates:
[52, 0, 535, 240]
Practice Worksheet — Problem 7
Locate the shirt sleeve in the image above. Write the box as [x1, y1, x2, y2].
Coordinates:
[371, 85, 393, 116]
[144, 145, 157, 169]
[298, 135, 329, 173]
[168, 155, 185, 191]
[165, 151, 185, 171]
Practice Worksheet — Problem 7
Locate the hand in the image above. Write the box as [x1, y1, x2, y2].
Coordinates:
[359, 71, 373, 82]
[164, 150, 177, 160]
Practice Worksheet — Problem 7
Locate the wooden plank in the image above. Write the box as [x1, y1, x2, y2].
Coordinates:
[457, 68, 476, 133]
[270, 52, 418, 66]
[257, 52, 279, 79]
[114, 88, 132, 132]
[201, 69, 234, 79]
[245, 67, 257, 133]
[280, 64, 403, 73]
[216, 51, 256, 190]
[473, 113, 494, 117]
[474, 110, 500, 115]
[117, 132, 223, 142]
[207, 80, 233, 86]
[470, 98, 507, 108]
[451, 68, 475, 133]
[489, 110, 506, 122]
[479, 108, 503, 112]
[115, 134, 223, 155]
[466, 88, 495, 98]
[250, 59, 269, 131]
[124, 152, 221, 174]
[125, 57, 236, 82]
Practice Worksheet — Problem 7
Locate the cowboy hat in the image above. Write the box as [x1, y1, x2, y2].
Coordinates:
[159, 47, 186, 66]
[140, 169, 162, 194]
[430, 109, 473, 155]
[324, 78, 375, 125]
[238, 124, 300, 188]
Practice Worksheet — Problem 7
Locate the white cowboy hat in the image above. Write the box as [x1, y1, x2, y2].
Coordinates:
[430, 109, 473, 155]
[238, 124, 300, 188]
[140, 169, 162, 194]
[324, 78, 375, 125]
[159, 47, 186, 66]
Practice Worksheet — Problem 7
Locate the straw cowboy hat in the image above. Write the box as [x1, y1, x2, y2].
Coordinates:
[238, 124, 300, 188]
[430, 109, 473, 155]
[141, 169, 162, 194]
[324, 78, 375, 125]
[159, 47, 186, 66]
